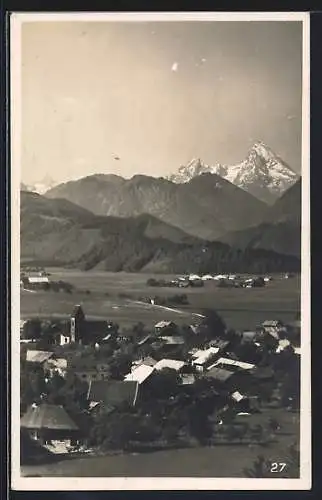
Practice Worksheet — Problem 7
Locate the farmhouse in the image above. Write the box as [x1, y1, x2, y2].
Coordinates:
[69, 356, 110, 383]
[43, 357, 68, 378]
[191, 347, 220, 372]
[230, 391, 259, 413]
[262, 320, 284, 339]
[21, 403, 80, 447]
[124, 364, 155, 385]
[154, 321, 177, 336]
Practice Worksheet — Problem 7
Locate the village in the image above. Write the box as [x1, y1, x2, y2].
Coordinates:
[20, 268, 301, 476]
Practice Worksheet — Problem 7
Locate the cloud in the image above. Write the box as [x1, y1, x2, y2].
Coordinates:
[171, 62, 179, 72]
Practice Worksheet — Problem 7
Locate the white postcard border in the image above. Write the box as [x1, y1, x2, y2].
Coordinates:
[10, 11, 311, 491]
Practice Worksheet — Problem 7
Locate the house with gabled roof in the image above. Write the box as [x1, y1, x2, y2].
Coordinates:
[191, 347, 220, 372]
[154, 321, 177, 336]
[124, 364, 155, 385]
[20, 403, 80, 446]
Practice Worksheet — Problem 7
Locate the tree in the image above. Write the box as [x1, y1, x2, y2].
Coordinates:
[243, 443, 300, 478]
[20, 362, 48, 412]
[268, 417, 281, 433]
[187, 402, 212, 445]
[22, 319, 42, 340]
[199, 309, 226, 340]
[109, 352, 132, 380]
[243, 455, 269, 478]
[146, 369, 180, 400]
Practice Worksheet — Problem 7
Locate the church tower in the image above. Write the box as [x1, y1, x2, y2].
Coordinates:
[70, 304, 85, 343]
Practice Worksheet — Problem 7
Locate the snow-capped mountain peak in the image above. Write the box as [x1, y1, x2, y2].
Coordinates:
[168, 142, 299, 204]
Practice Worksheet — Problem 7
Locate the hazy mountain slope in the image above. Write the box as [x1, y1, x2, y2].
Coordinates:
[169, 141, 299, 204]
[46, 172, 266, 241]
[20, 175, 58, 195]
[219, 179, 301, 257]
[21, 191, 299, 273]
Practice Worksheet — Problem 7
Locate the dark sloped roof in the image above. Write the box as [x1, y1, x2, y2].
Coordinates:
[87, 380, 139, 407]
[21, 404, 79, 431]
[206, 367, 235, 382]
[249, 366, 274, 379]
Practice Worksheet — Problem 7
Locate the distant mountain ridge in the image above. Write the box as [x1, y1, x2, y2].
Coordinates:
[21, 191, 299, 273]
[168, 141, 299, 204]
[219, 179, 301, 257]
[46, 172, 267, 242]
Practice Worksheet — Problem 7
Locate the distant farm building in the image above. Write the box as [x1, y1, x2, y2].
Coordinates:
[154, 321, 177, 336]
[262, 320, 284, 339]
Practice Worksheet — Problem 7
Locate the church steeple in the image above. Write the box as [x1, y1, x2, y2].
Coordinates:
[70, 305, 85, 343]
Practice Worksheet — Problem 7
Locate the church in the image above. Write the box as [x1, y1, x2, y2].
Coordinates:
[56, 305, 117, 346]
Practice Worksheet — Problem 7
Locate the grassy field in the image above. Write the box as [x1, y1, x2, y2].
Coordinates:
[21, 407, 299, 478]
[20, 269, 300, 330]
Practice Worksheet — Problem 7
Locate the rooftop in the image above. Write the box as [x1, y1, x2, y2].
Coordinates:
[262, 320, 282, 327]
[206, 367, 235, 382]
[192, 347, 220, 365]
[21, 404, 79, 431]
[124, 364, 155, 385]
[154, 321, 175, 329]
[159, 336, 185, 345]
[154, 359, 185, 372]
[208, 357, 255, 371]
[26, 350, 53, 364]
[87, 380, 139, 407]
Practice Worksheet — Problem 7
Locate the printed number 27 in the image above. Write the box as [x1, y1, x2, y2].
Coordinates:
[271, 462, 287, 473]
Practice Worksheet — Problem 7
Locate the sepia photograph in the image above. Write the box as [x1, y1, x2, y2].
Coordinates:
[10, 12, 310, 490]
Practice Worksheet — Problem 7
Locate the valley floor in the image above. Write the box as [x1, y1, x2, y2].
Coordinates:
[20, 269, 300, 330]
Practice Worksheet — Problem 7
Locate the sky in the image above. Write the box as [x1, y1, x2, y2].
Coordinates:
[21, 20, 303, 184]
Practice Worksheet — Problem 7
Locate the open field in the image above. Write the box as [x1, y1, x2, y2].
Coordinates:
[20, 269, 300, 330]
[21, 407, 299, 478]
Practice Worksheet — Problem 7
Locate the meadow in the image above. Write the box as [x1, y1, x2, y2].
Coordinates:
[20, 269, 300, 331]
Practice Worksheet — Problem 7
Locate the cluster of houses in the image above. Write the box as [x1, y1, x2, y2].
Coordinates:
[147, 274, 277, 289]
[20, 304, 301, 454]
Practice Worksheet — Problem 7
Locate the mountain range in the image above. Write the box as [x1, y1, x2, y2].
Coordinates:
[219, 179, 301, 257]
[20, 141, 301, 268]
[46, 172, 267, 242]
[168, 141, 299, 204]
[20, 190, 300, 273]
